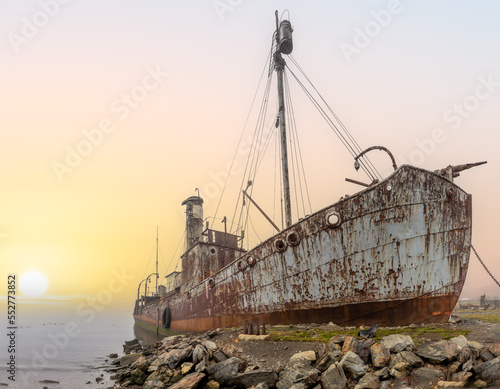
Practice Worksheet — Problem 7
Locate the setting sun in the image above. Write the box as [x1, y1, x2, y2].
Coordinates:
[19, 271, 48, 298]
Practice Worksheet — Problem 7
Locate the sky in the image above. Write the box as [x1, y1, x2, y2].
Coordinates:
[1, 0, 500, 315]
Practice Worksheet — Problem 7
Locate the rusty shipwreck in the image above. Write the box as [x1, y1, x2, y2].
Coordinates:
[133, 13, 485, 334]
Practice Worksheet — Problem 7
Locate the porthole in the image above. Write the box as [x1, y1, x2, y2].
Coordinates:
[210, 248, 216, 254]
[274, 238, 287, 253]
[386, 184, 393, 192]
[326, 212, 341, 228]
[246, 256, 256, 267]
[208, 278, 215, 288]
[186, 291, 191, 299]
[237, 260, 247, 272]
[286, 231, 300, 246]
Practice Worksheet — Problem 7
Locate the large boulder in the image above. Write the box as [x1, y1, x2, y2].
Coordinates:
[489, 343, 500, 358]
[415, 340, 459, 364]
[207, 357, 246, 385]
[342, 336, 360, 354]
[168, 372, 205, 389]
[450, 335, 469, 350]
[290, 350, 317, 368]
[380, 334, 414, 353]
[230, 370, 278, 388]
[412, 366, 445, 387]
[340, 351, 368, 379]
[320, 362, 347, 389]
[316, 350, 343, 373]
[474, 356, 500, 382]
[163, 346, 194, 369]
[119, 352, 142, 366]
[354, 372, 380, 389]
[370, 343, 390, 368]
[277, 365, 320, 389]
[193, 344, 210, 365]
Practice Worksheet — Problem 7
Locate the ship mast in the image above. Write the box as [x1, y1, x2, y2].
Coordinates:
[155, 226, 158, 296]
[274, 10, 293, 228]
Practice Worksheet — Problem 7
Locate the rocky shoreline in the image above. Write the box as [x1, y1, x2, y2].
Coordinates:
[98, 318, 500, 389]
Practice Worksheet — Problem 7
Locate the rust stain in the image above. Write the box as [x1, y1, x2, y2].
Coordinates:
[135, 165, 472, 333]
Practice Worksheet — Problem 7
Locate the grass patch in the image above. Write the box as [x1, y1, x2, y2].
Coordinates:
[457, 312, 500, 323]
[267, 326, 471, 344]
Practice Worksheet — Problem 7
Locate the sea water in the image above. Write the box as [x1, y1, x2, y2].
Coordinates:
[0, 306, 138, 388]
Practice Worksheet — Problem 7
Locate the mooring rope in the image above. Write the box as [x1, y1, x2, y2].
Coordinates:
[471, 244, 500, 288]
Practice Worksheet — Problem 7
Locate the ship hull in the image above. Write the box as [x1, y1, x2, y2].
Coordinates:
[137, 165, 471, 333]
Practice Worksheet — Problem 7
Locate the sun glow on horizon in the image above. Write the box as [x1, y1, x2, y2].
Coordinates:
[19, 271, 48, 298]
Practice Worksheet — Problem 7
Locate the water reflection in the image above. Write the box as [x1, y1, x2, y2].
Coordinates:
[133, 323, 179, 345]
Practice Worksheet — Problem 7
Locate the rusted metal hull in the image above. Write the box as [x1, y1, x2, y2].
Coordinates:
[136, 165, 471, 333]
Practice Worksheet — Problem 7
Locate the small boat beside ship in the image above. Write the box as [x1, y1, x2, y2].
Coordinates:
[133, 12, 486, 334]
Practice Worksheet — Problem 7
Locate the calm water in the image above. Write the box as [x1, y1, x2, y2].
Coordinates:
[0, 307, 138, 388]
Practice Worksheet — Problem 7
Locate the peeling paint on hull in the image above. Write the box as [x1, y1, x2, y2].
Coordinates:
[135, 165, 471, 333]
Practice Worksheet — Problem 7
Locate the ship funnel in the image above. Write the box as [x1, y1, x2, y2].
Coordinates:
[181, 195, 204, 249]
[279, 20, 293, 54]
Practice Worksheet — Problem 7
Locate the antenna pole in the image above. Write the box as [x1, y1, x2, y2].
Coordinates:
[155, 226, 158, 296]
[274, 11, 292, 228]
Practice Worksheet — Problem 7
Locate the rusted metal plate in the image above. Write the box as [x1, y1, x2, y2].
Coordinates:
[138, 165, 471, 333]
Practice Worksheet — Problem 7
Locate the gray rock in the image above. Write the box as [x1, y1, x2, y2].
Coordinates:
[316, 351, 343, 373]
[457, 346, 473, 364]
[354, 372, 380, 389]
[489, 342, 500, 357]
[207, 357, 246, 385]
[451, 371, 473, 383]
[370, 343, 390, 368]
[415, 340, 459, 364]
[130, 367, 146, 385]
[118, 353, 142, 366]
[388, 353, 412, 378]
[474, 356, 500, 382]
[132, 355, 150, 371]
[203, 340, 218, 358]
[168, 372, 205, 389]
[123, 338, 141, 354]
[161, 335, 185, 348]
[165, 346, 194, 369]
[412, 366, 445, 385]
[320, 362, 347, 389]
[342, 336, 360, 354]
[340, 350, 368, 379]
[230, 369, 278, 388]
[449, 360, 461, 375]
[277, 365, 320, 389]
[468, 341, 484, 358]
[213, 350, 228, 363]
[358, 339, 375, 364]
[462, 358, 474, 373]
[374, 367, 389, 380]
[193, 344, 210, 365]
[290, 350, 317, 368]
[399, 351, 424, 368]
[479, 349, 495, 362]
[449, 335, 468, 350]
[143, 378, 166, 389]
[380, 334, 414, 353]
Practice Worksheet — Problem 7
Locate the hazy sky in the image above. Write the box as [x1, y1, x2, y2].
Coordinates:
[1, 0, 499, 311]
